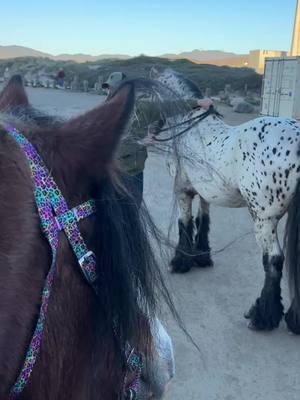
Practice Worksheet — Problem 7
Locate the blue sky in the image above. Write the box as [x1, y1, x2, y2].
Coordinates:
[0, 0, 297, 55]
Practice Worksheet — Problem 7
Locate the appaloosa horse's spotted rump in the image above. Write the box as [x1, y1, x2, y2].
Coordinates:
[152, 67, 300, 334]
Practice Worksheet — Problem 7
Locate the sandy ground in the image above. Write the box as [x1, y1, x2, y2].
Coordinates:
[23, 88, 300, 400]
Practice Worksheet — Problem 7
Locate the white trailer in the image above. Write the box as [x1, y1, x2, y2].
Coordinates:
[261, 56, 300, 119]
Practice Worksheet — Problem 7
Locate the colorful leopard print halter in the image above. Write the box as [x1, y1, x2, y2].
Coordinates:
[4, 125, 142, 400]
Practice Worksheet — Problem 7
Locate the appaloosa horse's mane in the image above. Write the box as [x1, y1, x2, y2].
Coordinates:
[178, 75, 203, 99]
[0, 76, 176, 399]
[150, 66, 203, 100]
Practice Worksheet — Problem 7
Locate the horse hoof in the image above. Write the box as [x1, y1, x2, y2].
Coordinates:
[285, 308, 300, 335]
[193, 256, 213, 268]
[245, 298, 283, 331]
[169, 264, 192, 274]
[247, 321, 260, 331]
[170, 256, 192, 274]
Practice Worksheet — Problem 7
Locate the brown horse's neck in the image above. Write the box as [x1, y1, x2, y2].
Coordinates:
[20, 249, 122, 400]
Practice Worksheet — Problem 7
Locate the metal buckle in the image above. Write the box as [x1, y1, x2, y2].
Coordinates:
[124, 388, 136, 400]
[78, 250, 95, 267]
[54, 217, 62, 231]
[73, 207, 79, 221]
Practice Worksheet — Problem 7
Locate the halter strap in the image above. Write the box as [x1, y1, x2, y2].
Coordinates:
[3, 124, 142, 400]
[4, 125, 97, 398]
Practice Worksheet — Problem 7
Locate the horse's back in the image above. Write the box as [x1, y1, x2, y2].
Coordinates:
[235, 116, 300, 219]
[179, 114, 300, 215]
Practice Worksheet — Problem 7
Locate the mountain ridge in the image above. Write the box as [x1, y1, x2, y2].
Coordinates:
[0, 45, 130, 62]
[0, 45, 248, 66]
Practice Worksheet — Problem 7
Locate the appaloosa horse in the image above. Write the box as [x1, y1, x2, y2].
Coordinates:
[0, 76, 175, 400]
[151, 66, 300, 334]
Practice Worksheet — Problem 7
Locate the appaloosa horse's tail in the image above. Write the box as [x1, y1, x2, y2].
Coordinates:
[285, 180, 300, 334]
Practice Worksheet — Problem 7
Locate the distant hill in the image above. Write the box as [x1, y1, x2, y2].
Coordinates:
[160, 49, 249, 67]
[0, 45, 248, 67]
[0, 45, 130, 62]
[198, 55, 249, 68]
[0, 45, 51, 59]
[161, 49, 246, 61]
[53, 53, 130, 62]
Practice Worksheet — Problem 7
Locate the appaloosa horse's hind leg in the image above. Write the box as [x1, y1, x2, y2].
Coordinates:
[193, 196, 213, 267]
[245, 218, 284, 330]
[170, 191, 194, 273]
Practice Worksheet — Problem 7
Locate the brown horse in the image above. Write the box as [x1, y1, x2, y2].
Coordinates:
[0, 76, 175, 399]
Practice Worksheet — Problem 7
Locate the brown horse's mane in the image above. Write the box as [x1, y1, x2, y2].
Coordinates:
[0, 76, 177, 399]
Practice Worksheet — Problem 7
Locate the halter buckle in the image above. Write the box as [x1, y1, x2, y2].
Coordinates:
[54, 217, 62, 231]
[78, 250, 95, 267]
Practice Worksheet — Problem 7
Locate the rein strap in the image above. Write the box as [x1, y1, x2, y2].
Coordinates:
[154, 105, 222, 142]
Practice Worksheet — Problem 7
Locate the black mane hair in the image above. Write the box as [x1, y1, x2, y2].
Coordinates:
[6, 105, 63, 127]
[93, 175, 178, 350]
[179, 74, 204, 99]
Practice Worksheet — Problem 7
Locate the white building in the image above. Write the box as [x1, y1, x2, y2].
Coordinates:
[291, 0, 300, 56]
[249, 50, 287, 74]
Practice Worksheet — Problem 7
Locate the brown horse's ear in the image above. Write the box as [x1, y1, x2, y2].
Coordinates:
[0, 75, 29, 111]
[58, 82, 135, 178]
